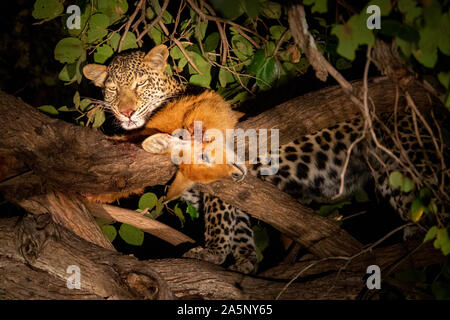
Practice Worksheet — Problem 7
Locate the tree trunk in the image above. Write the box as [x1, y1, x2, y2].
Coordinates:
[0, 215, 443, 300]
[0, 77, 438, 299]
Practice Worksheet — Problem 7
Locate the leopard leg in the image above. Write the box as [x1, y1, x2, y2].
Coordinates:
[228, 208, 258, 274]
[183, 195, 235, 266]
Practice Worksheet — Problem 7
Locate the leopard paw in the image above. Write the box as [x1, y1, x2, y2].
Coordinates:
[183, 246, 227, 266]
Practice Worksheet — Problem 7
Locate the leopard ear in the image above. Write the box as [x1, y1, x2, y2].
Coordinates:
[83, 64, 107, 87]
[144, 45, 169, 71]
[166, 171, 195, 201]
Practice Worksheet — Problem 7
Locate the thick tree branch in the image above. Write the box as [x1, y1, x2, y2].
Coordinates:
[0, 216, 443, 300]
[0, 78, 434, 257]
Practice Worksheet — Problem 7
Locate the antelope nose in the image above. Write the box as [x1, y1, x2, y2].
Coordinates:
[120, 108, 135, 118]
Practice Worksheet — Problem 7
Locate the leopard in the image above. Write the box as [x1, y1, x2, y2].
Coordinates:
[83, 45, 448, 275]
[183, 109, 448, 274]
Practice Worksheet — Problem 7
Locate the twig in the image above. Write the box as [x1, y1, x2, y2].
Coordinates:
[136, 0, 170, 42]
[172, 37, 202, 74]
[186, 0, 263, 48]
[118, 0, 145, 52]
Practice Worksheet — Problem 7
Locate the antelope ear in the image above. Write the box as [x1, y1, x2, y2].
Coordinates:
[83, 64, 107, 87]
[234, 111, 246, 120]
[166, 171, 195, 202]
[144, 45, 169, 71]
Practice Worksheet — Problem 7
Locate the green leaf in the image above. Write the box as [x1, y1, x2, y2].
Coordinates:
[92, 109, 105, 128]
[118, 223, 144, 246]
[204, 32, 220, 52]
[57, 106, 70, 112]
[109, 32, 138, 51]
[398, 0, 422, 25]
[431, 281, 450, 300]
[54, 38, 84, 64]
[410, 198, 424, 222]
[434, 228, 450, 255]
[423, 0, 441, 28]
[253, 225, 269, 262]
[366, 0, 391, 16]
[146, 7, 155, 19]
[379, 20, 419, 42]
[413, 26, 438, 68]
[219, 68, 235, 87]
[437, 11, 450, 55]
[80, 98, 91, 111]
[32, 0, 63, 20]
[197, 21, 208, 41]
[231, 34, 254, 63]
[396, 37, 413, 57]
[249, 50, 280, 90]
[98, 0, 129, 24]
[336, 57, 352, 70]
[424, 226, 438, 242]
[58, 63, 77, 82]
[331, 14, 375, 61]
[401, 176, 414, 193]
[173, 203, 185, 227]
[73, 91, 80, 108]
[242, 0, 261, 19]
[256, 58, 279, 90]
[260, 1, 282, 19]
[86, 14, 110, 43]
[170, 46, 184, 60]
[389, 171, 404, 188]
[38, 105, 59, 115]
[389, 171, 414, 192]
[269, 26, 287, 41]
[438, 72, 450, 89]
[186, 202, 199, 220]
[139, 192, 158, 211]
[95, 217, 115, 226]
[101, 225, 117, 242]
[149, 25, 164, 45]
[319, 200, 351, 217]
[419, 188, 432, 203]
[188, 51, 211, 74]
[94, 44, 114, 64]
[304, 0, 328, 14]
[189, 73, 211, 88]
[151, 0, 174, 24]
[209, 0, 244, 20]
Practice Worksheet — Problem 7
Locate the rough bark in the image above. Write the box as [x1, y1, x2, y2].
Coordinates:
[0, 78, 433, 258]
[197, 176, 362, 257]
[0, 215, 173, 300]
[0, 216, 443, 300]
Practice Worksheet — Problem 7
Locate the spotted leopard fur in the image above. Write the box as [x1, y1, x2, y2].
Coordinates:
[85, 48, 448, 275]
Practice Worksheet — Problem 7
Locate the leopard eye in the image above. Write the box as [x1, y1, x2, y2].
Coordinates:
[106, 86, 117, 93]
[137, 79, 148, 87]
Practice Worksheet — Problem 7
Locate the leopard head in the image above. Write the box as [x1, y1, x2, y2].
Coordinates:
[83, 45, 184, 130]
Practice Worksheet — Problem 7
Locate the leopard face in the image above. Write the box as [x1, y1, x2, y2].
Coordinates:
[83, 46, 184, 130]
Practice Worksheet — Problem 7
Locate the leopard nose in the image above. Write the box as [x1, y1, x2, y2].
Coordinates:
[120, 108, 135, 118]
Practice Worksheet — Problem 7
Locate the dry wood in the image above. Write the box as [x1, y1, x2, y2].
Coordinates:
[0, 216, 443, 300]
[197, 175, 362, 257]
[85, 201, 195, 246]
[19, 191, 115, 250]
[0, 215, 172, 300]
[0, 78, 433, 258]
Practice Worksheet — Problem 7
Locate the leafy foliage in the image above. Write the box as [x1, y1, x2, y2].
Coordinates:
[30, 0, 450, 291]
